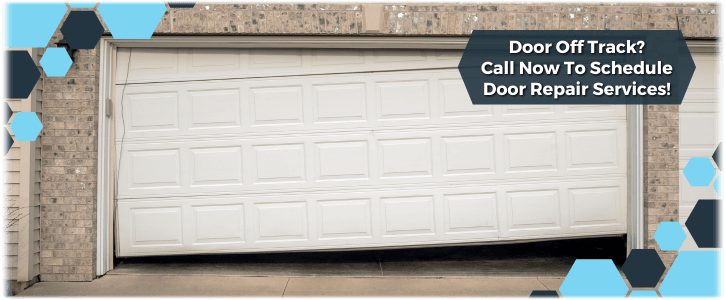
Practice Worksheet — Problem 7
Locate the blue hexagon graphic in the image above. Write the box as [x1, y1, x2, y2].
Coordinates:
[69, 3, 97, 8]
[659, 251, 719, 297]
[97, 3, 167, 39]
[40, 48, 73, 77]
[653, 221, 687, 251]
[628, 290, 659, 297]
[683, 157, 717, 186]
[715, 175, 721, 197]
[558, 259, 628, 297]
[6, 3, 67, 48]
[9, 112, 43, 141]
[4, 102, 12, 124]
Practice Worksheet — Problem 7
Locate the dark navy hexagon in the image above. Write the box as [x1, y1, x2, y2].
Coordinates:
[653, 221, 686, 251]
[713, 143, 722, 170]
[7, 3, 67, 48]
[685, 199, 720, 248]
[4, 103, 12, 124]
[621, 249, 666, 288]
[168, 2, 196, 8]
[97, 3, 166, 39]
[60, 11, 104, 49]
[529, 290, 559, 298]
[4, 129, 14, 156]
[6, 50, 40, 99]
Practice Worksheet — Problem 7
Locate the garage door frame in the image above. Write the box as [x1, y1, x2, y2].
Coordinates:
[95, 36, 648, 276]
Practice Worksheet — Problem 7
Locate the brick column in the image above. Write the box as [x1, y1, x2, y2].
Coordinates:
[643, 104, 680, 269]
[38, 24, 100, 282]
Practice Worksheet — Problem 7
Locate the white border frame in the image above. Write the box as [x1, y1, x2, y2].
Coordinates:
[95, 35, 687, 276]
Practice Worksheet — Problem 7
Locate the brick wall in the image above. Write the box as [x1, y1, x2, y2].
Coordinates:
[37, 2, 717, 282]
[644, 104, 681, 270]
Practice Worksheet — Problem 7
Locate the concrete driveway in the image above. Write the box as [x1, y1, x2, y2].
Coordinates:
[19, 275, 565, 297]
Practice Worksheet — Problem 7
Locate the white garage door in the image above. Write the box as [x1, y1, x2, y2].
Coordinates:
[114, 48, 627, 257]
[679, 51, 721, 251]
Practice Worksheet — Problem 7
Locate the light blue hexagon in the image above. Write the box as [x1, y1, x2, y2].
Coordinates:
[714, 175, 721, 197]
[683, 157, 717, 186]
[659, 251, 719, 297]
[559, 259, 629, 297]
[628, 290, 659, 297]
[653, 221, 686, 251]
[69, 3, 97, 8]
[97, 3, 166, 39]
[9, 112, 43, 141]
[6, 3, 68, 48]
[40, 48, 73, 77]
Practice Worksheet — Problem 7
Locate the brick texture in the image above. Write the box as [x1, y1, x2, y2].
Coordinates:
[39, 2, 715, 282]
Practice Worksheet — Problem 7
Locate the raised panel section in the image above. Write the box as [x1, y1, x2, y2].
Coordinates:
[128, 92, 179, 132]
[249, 49, 303, 68]
[250, 86, 304, 126]
[128, 48, 177, 72]
[439, 80, 492, 118]
[128, 149, 181, 189]
[312, 49, 365, 65]
[188, 89, 241, 129]
[564, 105, 616, 113]
[376, 81, 429, 120]
[130, 207, 183, 246]
[504, 133, 557, 173]
[374, 50, 427, 62]
[507, 190, 559, 231]
[442, 135, 495, 176]
[191, 49, 238, 68]
[444, 193, 497, 234]
[566, 130, 618, 170]
[252, 144, 306, 184]
[190, 147, 243, 186]
[379, 138, 432, 178]
[312, 84, 366, 124]
[568, 187, 620, 228]
[314, 141, 369, 181]
[381, 196, 435, 236]
[503, 105, 554, 115]
[317, 199, 371, 240]
[255, 202, 308, 242]
[192, 205, 244, 244]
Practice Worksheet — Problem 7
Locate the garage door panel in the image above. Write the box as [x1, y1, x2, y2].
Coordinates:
[116, 48, 465, 84]
[117, 122, 625, 199]
[116, 47, 627, 257]
[115, 70, 625, 141]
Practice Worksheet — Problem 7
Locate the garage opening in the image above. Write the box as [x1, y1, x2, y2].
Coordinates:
[111, 47, 627, 259]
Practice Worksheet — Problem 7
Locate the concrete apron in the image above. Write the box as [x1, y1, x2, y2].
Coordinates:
[19, 275, 566, 297]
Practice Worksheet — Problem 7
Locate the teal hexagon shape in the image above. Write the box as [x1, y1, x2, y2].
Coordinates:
[559, 259, 629, 297]
[40, 48, 73, 77]
[714, 175, 721, 197]
[9, 112, 43, 141]
[6, 3, 68, 48]
[653, 221, 686, 251]
[683, 157, 717, 186]
[659, 251, 719, 297]
[69, 3, 97, 8]
[628, 290, 659, 297]
[97, 3, 166, 39]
